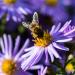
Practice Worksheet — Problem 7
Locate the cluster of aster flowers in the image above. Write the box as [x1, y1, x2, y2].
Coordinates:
[0, 0, 74, 24]
[0, 0, 33, 22]
[0, 12, 75, 75]
[0, 0, 75, 75]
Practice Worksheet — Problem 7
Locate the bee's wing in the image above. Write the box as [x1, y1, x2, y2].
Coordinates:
[32, 12, 39, 23]
[22, 22, 30, 28]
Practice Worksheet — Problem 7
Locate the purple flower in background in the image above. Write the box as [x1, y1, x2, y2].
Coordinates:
[0, 34, 32, 75]
[21, 18, 75, 71]
[0, 0, 32, 22]
[70, 0, 75, 7]
[32, 0, 68, 23]
[62, 0, 72, 6]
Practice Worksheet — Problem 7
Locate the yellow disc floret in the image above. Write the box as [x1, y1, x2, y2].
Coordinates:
[2, 59, 16, 75]
[33, 31, 52, 47]
[45, 0, 58, 6]
[3, 0, 16, 5]
[65, 63, 74, 73]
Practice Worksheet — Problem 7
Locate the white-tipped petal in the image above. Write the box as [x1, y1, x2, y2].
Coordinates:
[29, 65, 43, 70]
[56, 38, 72, 42]
[45, 48, 49, 64]
[52, 42, 69, 51]
[14, 39, 29, 61]
[18, 7, 27, 15]
[13, 36, 20, 54]
[3, 34, 9, 57]
[24, 46, 34, 52]
[50, 25, 56, 34]
[64, 28, 75, 36]
[54, 23, 61, 33]
[19, 50, 34, 62]
[21, 47, 41, 71]
[48, 44, 61, 59]
[8, 35, 12, 58]
[42, 67, 47, 75]
[47, 46, 54, 62]
[59, 20, 71, 32]
[12, 16, 17, 22]
[31, 47, 44, 66]
[0, 38, 5, 53]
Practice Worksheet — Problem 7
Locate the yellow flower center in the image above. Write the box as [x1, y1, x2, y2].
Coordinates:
[65, 63, 74, 73]
[33, 31, 52, 47]
[3, 0, 16, 5]
[2, 59, 16, 75]
[45, 0, 58, 6]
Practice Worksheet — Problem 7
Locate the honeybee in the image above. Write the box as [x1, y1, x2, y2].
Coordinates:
[22, 12, 44, 38]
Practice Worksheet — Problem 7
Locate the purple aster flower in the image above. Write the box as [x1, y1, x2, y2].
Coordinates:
[0, 34, 33, 75]
[0, 0, 32, 22]
[31, 0, 68, 23]
[21, 12, 75, 71]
